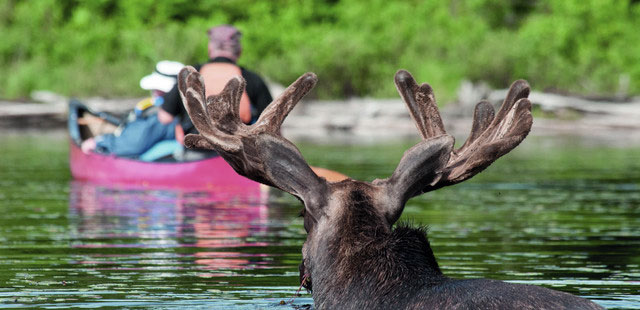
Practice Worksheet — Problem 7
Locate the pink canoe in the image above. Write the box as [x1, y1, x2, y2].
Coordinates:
[68, 100, 259, 190]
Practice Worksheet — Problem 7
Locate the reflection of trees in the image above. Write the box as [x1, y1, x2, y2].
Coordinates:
[68, 181, 271, 274]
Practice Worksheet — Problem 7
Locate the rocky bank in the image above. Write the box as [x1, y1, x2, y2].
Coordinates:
[1, 84, 639, 144]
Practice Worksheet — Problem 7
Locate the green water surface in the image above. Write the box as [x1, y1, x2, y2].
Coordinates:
[0, 132, 638, 309]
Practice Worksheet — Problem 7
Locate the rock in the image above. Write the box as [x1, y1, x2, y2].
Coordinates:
[3, 81, 640, 142]
[455, 80, 491, 116]
[30, 90, 67, 104]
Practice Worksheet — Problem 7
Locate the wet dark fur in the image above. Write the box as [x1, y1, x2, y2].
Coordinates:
[176, 67, 603, 310]
[301, 188, 604, 310]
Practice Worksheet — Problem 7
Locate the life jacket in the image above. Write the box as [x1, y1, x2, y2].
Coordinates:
[199, 62, 252, 124]
[113, 96, 163, 137]
[134, 96, 165, 118]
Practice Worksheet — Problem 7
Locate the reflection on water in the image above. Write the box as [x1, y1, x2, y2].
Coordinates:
[0, 133, 639, 309]
[0, 181, 311, 309]
[69, 182, 270, 273]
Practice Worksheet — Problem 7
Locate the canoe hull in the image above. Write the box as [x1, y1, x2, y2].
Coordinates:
[67, 99, 258, 190]
[70, 143, 258, 190]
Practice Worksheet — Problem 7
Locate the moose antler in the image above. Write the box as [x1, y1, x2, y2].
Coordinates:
[179, 67, 532, 224]
[377, 70, 532, 218]
[178, 66, 329, 211]
[174, 68, 604, 310]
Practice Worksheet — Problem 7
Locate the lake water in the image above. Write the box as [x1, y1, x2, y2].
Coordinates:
[0, 131, 639, 309]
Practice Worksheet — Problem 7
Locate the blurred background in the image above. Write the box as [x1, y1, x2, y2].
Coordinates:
[1, 0, 639, 102]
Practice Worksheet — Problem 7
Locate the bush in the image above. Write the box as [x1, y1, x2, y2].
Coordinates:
[1, 0, 638, 101]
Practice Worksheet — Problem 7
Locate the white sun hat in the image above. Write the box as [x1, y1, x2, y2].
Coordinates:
[139, 60, 185, 92]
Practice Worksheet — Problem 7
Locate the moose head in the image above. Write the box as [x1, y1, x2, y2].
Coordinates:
[178, 67, 603, 309]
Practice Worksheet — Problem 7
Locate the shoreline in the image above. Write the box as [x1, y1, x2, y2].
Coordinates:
[2, 89, 639, 145]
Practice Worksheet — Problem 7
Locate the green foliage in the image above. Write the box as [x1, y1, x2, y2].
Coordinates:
[1, 0, 639, 100]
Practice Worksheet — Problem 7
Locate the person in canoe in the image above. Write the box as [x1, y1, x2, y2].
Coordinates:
[157, 24, 347, 181]
[79, 24, 348, 181]
[82, 24, 273, 162]
[80, 60, 185, 160]
[157, 24, 273, 149]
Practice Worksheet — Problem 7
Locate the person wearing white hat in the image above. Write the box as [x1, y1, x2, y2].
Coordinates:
[134, 60, 185, 117]
[84, 25, 274, 162]
[140, 60, 185, 92]
[81, 60, 185, 159]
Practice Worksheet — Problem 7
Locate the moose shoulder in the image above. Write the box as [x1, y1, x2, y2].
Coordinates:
[178, 67, 604, 310]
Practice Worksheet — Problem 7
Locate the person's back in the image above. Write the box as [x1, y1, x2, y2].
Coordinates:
[158, 24, 273, 139]
[199, 62, 252, 123]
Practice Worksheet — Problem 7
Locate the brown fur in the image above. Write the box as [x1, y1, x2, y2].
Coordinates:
[178, 67, 604, 309]
[299, 181, 602, 309]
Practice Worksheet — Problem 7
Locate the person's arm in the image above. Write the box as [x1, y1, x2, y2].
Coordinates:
[239, 95, 252, 124]
[157, 108, 174, 124]
[158, 84, 187, 143]
[159, 84, 181, 124]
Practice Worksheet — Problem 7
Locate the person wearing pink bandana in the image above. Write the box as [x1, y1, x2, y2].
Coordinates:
[158, 24, 273, 145]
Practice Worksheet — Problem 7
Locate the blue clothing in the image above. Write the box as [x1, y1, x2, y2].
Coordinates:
[139, 139, 182, 162]
[95, 114, 177, 158]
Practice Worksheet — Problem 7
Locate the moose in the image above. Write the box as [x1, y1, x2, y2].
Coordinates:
[177, 66, 604, 309]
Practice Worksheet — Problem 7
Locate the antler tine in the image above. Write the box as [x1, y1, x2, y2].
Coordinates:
[180, 69, 329, 211]
[379, 71, 532, 213]
[179, 66, 242, 153]
[205, 72, 247, 132]
[457, 100, 495, 151]
[179, 67, 209, 133]
[441, 80, 532, 186]
[254, 73, 317, 134]
[183, 75, 246, 151]
[394, 70, 446, 139]
[494, 80, 530, 124]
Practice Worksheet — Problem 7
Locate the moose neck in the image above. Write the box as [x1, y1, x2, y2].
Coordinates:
[308, 182, 448, 308]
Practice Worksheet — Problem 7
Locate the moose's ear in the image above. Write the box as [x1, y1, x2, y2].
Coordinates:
[376, 134, 454, 224]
